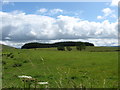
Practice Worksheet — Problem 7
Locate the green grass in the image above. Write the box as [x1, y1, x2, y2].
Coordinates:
[2, 46, 118, 88]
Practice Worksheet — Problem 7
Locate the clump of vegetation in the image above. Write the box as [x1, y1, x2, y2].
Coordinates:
[4, 67, 8, 69]
[18, 52, 20, 54]
[10, 55, 14, 58]
[12, 63, 22, 67]
[57, 46, 65, 51]
[76, 43, 86, 51]
[3, 52, 14, 58]
[23, 60, 29, 63]
[66, 46, 72, 51]
[2, 61, 6, 65]
[70, 76, 78, 80]
[7, 53, 13, 57]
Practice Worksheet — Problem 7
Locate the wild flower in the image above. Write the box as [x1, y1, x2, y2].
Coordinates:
[41, 57, 45, 64]
[18, 75, 37, 88]
[37, 82, 48, 85]
[18, 75, 32, 79]
[103, 79, 106, 88]
[41, 57, 44, 61]
[18, 75, 49, 88]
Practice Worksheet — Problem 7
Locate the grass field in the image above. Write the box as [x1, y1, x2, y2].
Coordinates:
[1, 45, 119, 88]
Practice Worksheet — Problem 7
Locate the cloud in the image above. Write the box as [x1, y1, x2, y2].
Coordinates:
[1, 0, 10, 5]
[97, 16, 104, 19]
[1, 0, 14, 6]
[36, 8, 83, 18]
[50, 9, 63, 14]
[0, 11, 118, 47]
[111, 0, 120, 6]
[37, 8, 48, 13]
[110, 14, 117, 18]
[36, 8, 63, 15]
[102, 8, 113, 16]
[97, 8, 116, 20]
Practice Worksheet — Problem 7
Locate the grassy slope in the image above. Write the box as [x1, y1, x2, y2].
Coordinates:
[2, 46, 118, 88]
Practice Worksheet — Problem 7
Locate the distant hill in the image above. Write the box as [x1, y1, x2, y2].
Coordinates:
[0, 44, 16, 50]
[21, 41, 94, 49]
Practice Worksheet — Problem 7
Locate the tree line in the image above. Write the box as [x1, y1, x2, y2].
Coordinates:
[57, 42, 86, 51]
[21, 41, 94, 49]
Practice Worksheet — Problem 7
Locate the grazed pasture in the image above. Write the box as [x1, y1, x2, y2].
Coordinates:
[2, 45, 118, 88]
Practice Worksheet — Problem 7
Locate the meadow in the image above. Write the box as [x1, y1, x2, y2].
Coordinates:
[1, 45, 119, 88]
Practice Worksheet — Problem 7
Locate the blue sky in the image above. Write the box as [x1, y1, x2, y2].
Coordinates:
[2, 2, 117, 22]
[0, 1, 119, 47]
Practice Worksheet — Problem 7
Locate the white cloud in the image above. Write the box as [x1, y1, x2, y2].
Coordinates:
[97, 16, 104, 19]
[50, 9, 63, 14]
[110, 14, 117, 18]
[1, 0, 14, 6]
[0, 11, 118, 47]
[36, 8, 64, 15]
[97, 8, 117, 20]
[37, 8, 48, 13]
[2, 0, 10, 5]
[102, 8, 113, 16]
[111, 0, 120, 6]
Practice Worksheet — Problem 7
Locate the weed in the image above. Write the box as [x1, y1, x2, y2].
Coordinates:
[23, 60, 29, 63]
[71, 76, 78, 80]
[2, 61, 6, 65]
[12, 63, 22, 67]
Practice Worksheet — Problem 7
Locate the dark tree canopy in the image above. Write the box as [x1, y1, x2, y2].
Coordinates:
[66, 46, 72, 51]
[76, 43, 86, 51]
[21, 41, 94, 49]
[57, 46, 65, 51]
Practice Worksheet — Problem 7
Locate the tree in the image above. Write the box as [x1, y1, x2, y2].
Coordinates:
[76, 43, 86, 51]
[57, 46, 65, 51]
[66, 46, 72, 51]
[82, 43, 86, 50]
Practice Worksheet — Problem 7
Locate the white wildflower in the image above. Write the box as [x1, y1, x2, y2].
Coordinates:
[41, 57, 44, 61]
[18, 75, 32, 79]
[37, 82, 48, 85]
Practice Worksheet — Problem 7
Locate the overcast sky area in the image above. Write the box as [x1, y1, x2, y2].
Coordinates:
[0, 0, 120, 48]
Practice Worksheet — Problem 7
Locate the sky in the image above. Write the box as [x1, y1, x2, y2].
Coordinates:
[0, 0, 119, 48]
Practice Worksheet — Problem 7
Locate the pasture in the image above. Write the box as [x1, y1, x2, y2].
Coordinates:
[2, 45, 118, 88]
